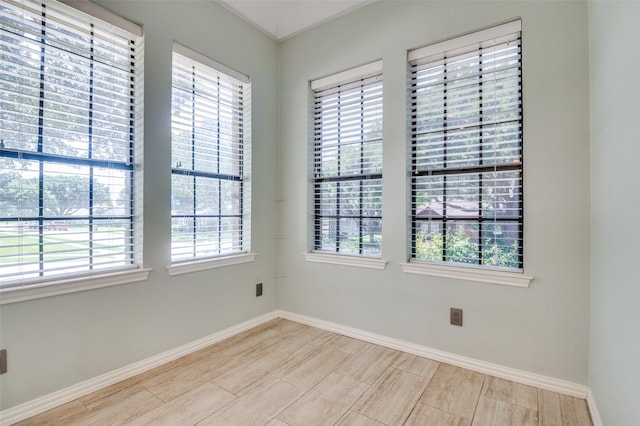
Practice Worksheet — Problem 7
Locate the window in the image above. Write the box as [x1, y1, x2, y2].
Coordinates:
[171, 44, 250, 263]
[0, 0, 143, 286]
[409, 21, 523, 270]
[311, 61, 383, 258]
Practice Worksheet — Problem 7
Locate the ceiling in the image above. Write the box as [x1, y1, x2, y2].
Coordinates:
[218, 0, 375, 41]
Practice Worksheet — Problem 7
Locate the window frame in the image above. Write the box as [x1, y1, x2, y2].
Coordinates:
[0, 0, 147, 303]
[308, 61, 385, 265]
[168, 43, 253, 272]
[404, 20, 532, 286]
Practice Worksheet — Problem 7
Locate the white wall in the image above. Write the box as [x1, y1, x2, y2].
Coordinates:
[279, 0, 591, 384]
[589, 1, 640, 424]
[0, 1, 280, 410]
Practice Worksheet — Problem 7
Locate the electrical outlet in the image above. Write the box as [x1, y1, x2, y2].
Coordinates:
[450, 308, 463, 326]
[0, 349, 7, 374]
[256, 282, 263, 297]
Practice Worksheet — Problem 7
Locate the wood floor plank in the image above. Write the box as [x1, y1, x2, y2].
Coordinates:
[81, 383, 152, 411]
[127, 382, 236, 425]
[14, 400, 89, 426]
[335, 411, 387, 426]
[303, 372, 371, 404]
[65, 386, 162, 425]
[197, 379, 303, 426]
[275, 326, 338, 358]
[404, 403, 471, 426]
[420, 363, 486, 419]
[481, 376, 538, 410]
[265, 419, 291, 426]
[392, 352, 440, 378]
[140, 353, 237, 403]
[277, 393, 352, 426]
[325, 334, 368, 355]
[213, 348, 292, 395]
[216, 327, 289, 362]
[334, 342, 400, 384]
[354, 367, 430, 425]
[79, 372, 155, 408]
[559, 394, 593, 425]
[277, 372, 370, 426]
[471, 396, 537, 426]
[280, 346, 350, 391]
[137, 328, 286, 403]
[268, 319, 311, 336]
[539, 389, 563, 425]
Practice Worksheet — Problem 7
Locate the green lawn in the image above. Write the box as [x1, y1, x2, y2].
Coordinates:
[0, 231, 124, 263]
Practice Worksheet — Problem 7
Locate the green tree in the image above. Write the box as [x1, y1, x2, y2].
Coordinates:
[0, 171, 39, 217]
[416, 227, 519, 268]
[0, 173, 113, 217]
[43, 175, 112, 216]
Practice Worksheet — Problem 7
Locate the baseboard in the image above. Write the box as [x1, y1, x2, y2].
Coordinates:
[277, 309, 589, 399]
[586, 388, 603, 426]
[0, 311, 278, 426]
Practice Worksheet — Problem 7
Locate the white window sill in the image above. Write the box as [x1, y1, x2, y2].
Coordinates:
[401, 261, 533, 288]
[304, 252, 387, 270]
[167, 252, 257, 276]
[0, 268, 152, 305]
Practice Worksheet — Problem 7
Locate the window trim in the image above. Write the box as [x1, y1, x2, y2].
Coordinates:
[408, 20, 524, 271]
[310, 60, 384, 258]
[0, 0, 144, 289]
[304, 251, 387, 270]
[167, 252, 256, 276]
[173, 42, 249, 84]
[58, 0, 142, 36]
[402, 260, 532, 288]
[170, 43, 251, 263]
[408, 20, 521, 62]
[0, 268, 151, 305]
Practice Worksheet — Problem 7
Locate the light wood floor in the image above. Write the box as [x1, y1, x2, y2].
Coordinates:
[18, 319, 592, 426]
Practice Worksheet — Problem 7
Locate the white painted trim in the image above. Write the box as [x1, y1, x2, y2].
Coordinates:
[0, 268, 151, 305]
[173, 42, 250, 84]
[304, 252, 387, 270]
[277, 310, 588, 398]
[587, 388, 603, 426]
[402, 261, 533, 288]
[58, 0, 143, 37]
[167, 253, 257, 276]
[311, 60, 383, 91]
[409, 20, 521, 62]
[0, 311, 278, 426]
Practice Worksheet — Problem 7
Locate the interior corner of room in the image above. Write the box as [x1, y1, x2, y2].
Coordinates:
[0, 1, 638, 425]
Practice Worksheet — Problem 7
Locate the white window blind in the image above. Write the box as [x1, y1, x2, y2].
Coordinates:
[409, 21, 523, 269]
[0, 0, 143, 286]
[312, 61, 383, 257]
[171, 45, 250, 262]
